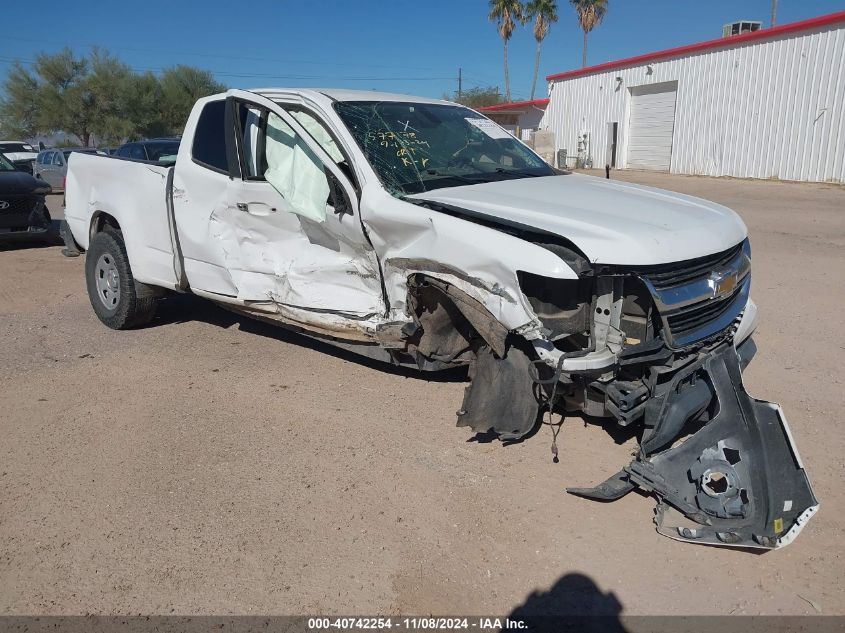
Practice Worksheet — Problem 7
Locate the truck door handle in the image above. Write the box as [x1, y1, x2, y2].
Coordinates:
[236, 201, 276, 215]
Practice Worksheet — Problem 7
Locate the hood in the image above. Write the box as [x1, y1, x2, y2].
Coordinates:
[0, 170, 49, 194]
[408, 173, 747, 266]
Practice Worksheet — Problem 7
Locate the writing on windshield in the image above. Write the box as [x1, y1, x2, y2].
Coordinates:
[333, 101, 554, 196]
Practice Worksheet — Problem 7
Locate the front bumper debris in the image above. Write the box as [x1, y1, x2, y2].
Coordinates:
[572, 344, 818, 549]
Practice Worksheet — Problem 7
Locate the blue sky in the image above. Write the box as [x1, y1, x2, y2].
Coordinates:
[2, 0, 843, 101]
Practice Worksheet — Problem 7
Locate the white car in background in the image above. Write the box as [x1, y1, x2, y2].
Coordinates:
[0, 141, 38, 174]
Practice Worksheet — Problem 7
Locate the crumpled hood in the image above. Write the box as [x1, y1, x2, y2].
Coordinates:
[409, 173, 747, 266]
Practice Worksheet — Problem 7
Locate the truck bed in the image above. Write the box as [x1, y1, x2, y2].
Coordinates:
[64, 153, 181, 290]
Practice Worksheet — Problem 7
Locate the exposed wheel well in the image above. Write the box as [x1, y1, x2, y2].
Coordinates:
[89, 212, 121, 241]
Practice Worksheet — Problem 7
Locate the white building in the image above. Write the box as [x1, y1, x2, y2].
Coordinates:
[477, 98, 549, 141]
[540, 10, 845, 183]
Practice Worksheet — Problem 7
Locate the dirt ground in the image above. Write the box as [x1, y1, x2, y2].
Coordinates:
[1, 172, 843, 618]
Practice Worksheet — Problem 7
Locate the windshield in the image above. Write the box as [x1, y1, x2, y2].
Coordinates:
[0, 153, 16, 171]
[0, 143, 35, 153]
[333, 101, 555, 196]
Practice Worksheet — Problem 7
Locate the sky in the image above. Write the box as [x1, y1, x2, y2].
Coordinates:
[1, 0, 843, 102]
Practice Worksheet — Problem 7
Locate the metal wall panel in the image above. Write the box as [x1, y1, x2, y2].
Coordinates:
[541, 22, 845, 182]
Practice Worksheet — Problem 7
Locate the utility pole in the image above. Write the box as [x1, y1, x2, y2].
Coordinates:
[771, 0, 778, 27]
[457, 67, 462, 101]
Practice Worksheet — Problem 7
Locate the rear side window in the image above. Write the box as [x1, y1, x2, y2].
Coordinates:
[192, 100, 228, 172]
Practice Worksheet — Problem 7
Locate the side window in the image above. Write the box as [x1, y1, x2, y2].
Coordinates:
[116, 145, 130, 158]
[37, 152, 47, 164]
[192, 100, 228, 172]
[290, 110, 345, 164]
[129, 145, 146, 160]
[237, 107, 331, 223]
[52, 152, 63, 165]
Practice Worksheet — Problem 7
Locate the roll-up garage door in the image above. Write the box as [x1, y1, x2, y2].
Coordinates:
[627, 82, 678, 170]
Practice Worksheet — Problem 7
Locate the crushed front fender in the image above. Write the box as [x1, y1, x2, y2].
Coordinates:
[624, 344, 818, 549]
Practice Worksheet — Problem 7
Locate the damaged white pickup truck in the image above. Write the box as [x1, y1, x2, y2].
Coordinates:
[64, 88, 817, 549]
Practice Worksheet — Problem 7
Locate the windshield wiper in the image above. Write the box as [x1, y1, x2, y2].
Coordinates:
[492, 167, 549, 178]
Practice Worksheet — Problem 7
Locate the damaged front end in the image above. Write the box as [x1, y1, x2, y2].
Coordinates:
[403, 237, 818, 549]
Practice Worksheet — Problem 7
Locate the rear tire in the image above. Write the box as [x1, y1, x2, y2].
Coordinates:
[85, 229, 157, 329]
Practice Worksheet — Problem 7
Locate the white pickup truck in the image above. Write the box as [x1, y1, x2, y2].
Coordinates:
[64, 88, 817, 549]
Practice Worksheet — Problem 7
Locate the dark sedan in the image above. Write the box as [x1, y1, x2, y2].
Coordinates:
[0, 153, 52, 241]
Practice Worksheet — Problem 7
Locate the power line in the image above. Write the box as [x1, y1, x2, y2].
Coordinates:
[0, 57, 452, 82]
[0, 35, 449, 73]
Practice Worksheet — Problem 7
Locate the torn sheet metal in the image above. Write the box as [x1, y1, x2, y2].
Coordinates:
[209, 199, 383, 316]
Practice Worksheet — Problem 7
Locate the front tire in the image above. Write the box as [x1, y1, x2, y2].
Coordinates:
[85, 229, 157, 329]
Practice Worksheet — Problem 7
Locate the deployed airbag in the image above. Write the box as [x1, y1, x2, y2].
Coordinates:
[265, 113, 330, 223]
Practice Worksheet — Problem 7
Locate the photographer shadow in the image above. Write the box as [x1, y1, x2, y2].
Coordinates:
[506, 572, 627, 632]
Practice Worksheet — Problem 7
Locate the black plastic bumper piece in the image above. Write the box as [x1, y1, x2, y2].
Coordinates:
[623, 344, 817, 549]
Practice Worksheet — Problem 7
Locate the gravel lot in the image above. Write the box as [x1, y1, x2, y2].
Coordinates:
[1, 173, 843, 617]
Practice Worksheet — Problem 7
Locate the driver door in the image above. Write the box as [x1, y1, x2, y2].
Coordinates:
[176, 92, 384, 320]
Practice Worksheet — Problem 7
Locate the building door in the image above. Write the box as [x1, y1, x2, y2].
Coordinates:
[626, 81, 678, 170]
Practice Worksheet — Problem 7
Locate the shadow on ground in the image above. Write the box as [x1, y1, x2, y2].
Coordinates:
[0, 220, 62, 251]
[507, 572, 627, 632]
[151, 292, 468, 383]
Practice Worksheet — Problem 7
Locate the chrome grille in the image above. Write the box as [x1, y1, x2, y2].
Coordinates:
[637, 240, 751, 348]
[638, 243, 744, 290]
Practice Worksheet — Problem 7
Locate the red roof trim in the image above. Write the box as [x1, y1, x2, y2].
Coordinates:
[546, 10, 845, 82]
[477, 98, 550, 112]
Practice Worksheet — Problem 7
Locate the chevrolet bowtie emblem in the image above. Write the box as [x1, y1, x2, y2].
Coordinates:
[707, 269, 738, 298]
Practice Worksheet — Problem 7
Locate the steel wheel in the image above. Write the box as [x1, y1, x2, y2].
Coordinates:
[94, 253, 121, 309]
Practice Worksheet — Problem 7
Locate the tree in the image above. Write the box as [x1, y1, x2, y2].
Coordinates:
[159, 66, 226, 135]
[0, 49, 226, 144]
[526, 0, 558, 100]
[1, 49, 95, 145]
[84, 49, 138, 145]
[443, 86, 505, 108]
[0, 62, 40, 139]
[488, 0, 526, 102]
[570, 0, 608, 67]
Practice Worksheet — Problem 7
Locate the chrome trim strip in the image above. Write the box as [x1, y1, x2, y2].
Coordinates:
[641, 249, 751, 313]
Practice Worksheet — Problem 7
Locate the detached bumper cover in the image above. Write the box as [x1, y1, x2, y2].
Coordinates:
[622, 344, 817, 548]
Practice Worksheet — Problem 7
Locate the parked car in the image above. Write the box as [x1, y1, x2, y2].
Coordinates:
[0, 141, 39, 174]
[63, 88, 817, 550]
[115, 139, 180, 163]
[0, 152, 52, 241]
[34, 148, 104, 192]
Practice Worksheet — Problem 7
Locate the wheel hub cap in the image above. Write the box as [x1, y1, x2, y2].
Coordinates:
[95, 254, 121, 309]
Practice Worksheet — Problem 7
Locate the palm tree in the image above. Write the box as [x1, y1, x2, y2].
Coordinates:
[489, 0, 526, 101]
[570, 0, 608, 67]
[526, 0, 559, 100]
